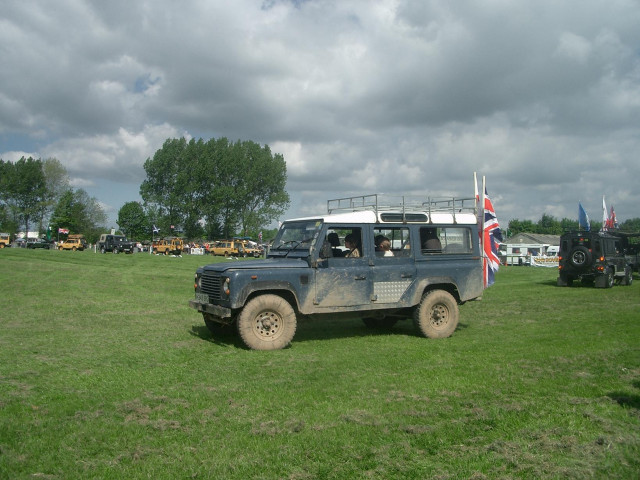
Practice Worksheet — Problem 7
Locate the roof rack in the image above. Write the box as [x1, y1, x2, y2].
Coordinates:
[327, 194, 477, 220]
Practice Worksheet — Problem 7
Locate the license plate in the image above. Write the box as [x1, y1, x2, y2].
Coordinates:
[195, 292, 209, 303]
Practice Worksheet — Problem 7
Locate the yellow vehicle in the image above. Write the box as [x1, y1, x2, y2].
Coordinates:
[209, 240, 244, 257]
[58, 235, 86, 251]
[236, 239, 262, 258]
[0, 233, 10, 248]
[153, 238, 184, 255]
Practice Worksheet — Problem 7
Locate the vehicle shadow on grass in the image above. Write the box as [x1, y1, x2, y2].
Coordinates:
[189, 324, 246, 349]
[189, 318, 469, 349]
[608, 391, 640, 410]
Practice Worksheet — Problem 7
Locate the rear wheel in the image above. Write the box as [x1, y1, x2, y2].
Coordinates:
[557, 273, 573, 287]
[596, 269, 614, 288]
[237, 295, 297, 350]
[622, 266, 633, 286]
[413, 290, 459, 339]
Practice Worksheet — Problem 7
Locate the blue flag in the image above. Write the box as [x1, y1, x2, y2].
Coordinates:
[578, 202, 590, 231]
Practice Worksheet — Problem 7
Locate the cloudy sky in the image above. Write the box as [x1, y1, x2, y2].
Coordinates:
[1, 0, 639, 231]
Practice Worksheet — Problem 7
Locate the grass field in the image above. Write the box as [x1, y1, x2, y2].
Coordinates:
[1, 248, 639, 479]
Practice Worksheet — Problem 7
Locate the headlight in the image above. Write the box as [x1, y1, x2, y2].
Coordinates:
[194, 273, 201, 290]
[223, 277, 231, 296]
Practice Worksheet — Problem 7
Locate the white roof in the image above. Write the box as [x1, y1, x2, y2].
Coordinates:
[285, 210, 478, 225]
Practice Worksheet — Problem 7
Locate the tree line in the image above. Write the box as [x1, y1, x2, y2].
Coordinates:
[507, 213, 640, 237]
[1, 137, 290, 243]
[0, 157, 106, 241]
[136, 137, 289, 241]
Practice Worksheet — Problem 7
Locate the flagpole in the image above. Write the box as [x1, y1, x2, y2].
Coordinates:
[482, 175, 487, 287]
[473, 171, 479, 211]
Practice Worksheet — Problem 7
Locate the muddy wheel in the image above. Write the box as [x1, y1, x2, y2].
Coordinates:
[413, 290, 459, 339]
[237, 295, 296, 350]
[72, 247, 77, 251]
[622, 266, 633, 286]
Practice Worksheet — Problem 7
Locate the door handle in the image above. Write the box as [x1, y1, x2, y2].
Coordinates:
[401, 273, 413, 278]
[354, 275, 367, 280]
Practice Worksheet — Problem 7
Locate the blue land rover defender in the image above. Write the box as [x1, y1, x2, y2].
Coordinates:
[189, 194, 484, 350]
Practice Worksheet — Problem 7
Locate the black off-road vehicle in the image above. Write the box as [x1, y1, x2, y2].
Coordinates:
[97, 234, 136, 254]
[611, 231, 640, 273]
[557, 230, 633, 288]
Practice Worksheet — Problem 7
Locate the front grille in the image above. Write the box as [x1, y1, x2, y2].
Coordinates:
[201, 272, 222, 301]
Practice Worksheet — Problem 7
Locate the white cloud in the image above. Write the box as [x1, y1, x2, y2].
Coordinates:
[555, 32, 592, 64]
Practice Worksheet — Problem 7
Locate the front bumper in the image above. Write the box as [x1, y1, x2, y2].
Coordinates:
[188, 300, 232, 318]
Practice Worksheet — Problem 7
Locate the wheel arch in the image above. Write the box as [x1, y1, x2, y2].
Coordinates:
[412, 279, 462, 305]
[237, 283, 301, 315]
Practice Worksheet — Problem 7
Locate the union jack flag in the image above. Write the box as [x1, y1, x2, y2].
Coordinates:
[483, 188, 503, 288]
[607, 205, 617, 230]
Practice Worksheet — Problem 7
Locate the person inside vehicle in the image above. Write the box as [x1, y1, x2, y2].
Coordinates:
[422, 228, 442, 253]
[344, 233, 361, 257]
[375, 235, 393, 256]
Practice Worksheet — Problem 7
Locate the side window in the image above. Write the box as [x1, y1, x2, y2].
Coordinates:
[373, 227, 411, 257]
[420, 227, 472, 255]
[320, 227, 363, 259]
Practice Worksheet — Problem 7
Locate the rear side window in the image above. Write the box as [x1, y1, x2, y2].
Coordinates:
[420, 227, 473, 255]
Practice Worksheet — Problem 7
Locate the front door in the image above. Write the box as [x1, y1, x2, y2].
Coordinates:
[313, 226, 372, 309]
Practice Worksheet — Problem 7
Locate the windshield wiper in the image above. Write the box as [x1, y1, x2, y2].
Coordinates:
[275, 237, 314, 251]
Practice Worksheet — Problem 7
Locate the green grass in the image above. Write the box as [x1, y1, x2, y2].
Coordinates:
[1, 248, 639, 479]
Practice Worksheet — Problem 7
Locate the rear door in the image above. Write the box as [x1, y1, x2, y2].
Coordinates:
[369, 225, 416, 306]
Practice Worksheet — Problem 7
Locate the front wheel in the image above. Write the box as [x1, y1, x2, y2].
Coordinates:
[413, 290, 459, 339]
[237, 295, 297, 350]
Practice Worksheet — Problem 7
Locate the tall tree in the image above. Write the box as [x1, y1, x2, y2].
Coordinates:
[50, 188, 106, 242]
[232, 140, 289, 236]
[2, 157, 48, 235]
[117, 201, 149, 240]
[140, 136, 290, 240]
[140, 138, 187, 233]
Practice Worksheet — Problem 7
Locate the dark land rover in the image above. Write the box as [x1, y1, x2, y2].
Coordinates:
[557, 230, 633, 288]
[189, 194, 485, 350]
[97, 234, 136, 254]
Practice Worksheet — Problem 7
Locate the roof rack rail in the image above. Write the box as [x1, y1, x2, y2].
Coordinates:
[327, 194, 477, 219]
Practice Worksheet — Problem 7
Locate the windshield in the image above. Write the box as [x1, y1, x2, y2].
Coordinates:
[270, 220, 322, 254]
